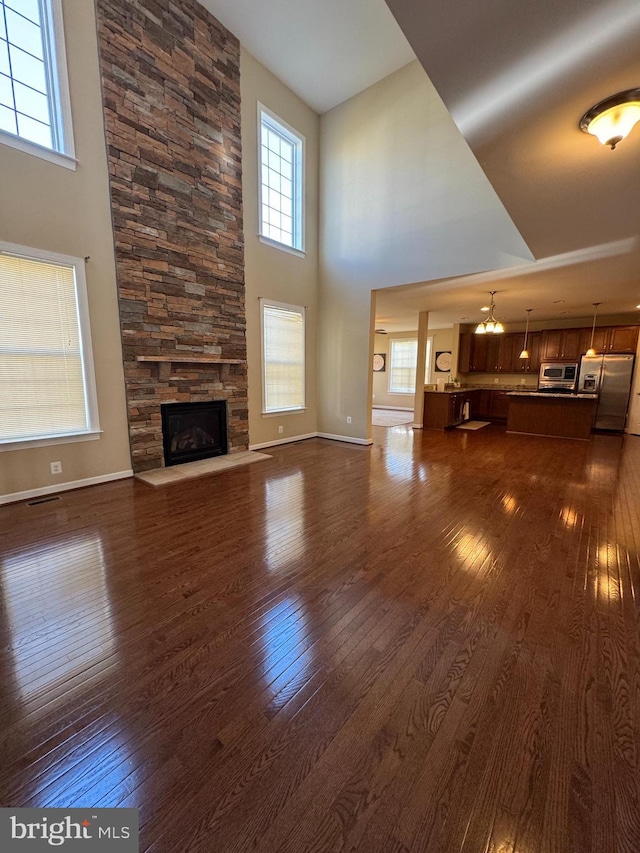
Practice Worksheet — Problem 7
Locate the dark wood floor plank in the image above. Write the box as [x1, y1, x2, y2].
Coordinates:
[1, 426, 639, 852]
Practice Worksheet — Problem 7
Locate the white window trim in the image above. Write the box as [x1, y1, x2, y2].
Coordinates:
[388, 338, 418, 395]
[257, 102, 305, 254]
[0, 240, 100, 448]
[260, 297, 306, 415]
[0, 0, 76, 169]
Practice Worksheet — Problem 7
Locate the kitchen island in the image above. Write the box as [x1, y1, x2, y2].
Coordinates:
[506, 392, 597, 440]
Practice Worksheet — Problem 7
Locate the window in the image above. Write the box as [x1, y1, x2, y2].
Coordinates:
[259, 105, 304, 252]
[0, 243, 99, 448]
[0, 0, 74, 165]
[261, 299, 305, 414]
[389, 339, 418, 394]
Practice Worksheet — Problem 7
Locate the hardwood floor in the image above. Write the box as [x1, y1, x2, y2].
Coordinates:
[1, 424, 639, 852]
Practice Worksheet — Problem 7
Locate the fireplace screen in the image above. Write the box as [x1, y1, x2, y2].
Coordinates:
[161, 401, 228, 467]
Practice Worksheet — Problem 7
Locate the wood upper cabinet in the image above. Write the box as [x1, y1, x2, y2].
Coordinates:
[458, 332, 471, 373]
[527, 332, 543, 372]
[497, 334, 515, 371]
[607, 325, 638, 353]
[459, 325, 637, 373]
[541, 328, 582, 361]
[560, 328, 582, 360]
[511, 333, 527, 372]
[485, 336, 501, 372]
[578, 325, 638, 355]
[579, 326, 609, 355]
[467, 334, 488, 372]
[541, 329, 562, 361]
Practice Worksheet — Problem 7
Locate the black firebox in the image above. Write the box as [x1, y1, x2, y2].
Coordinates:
[161, 401, 228, 467]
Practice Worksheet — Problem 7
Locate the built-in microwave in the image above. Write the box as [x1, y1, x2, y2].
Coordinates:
[538, 362, 578, 391]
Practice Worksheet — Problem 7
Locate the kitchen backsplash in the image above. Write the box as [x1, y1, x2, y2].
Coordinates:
[463, 373, 538, 389]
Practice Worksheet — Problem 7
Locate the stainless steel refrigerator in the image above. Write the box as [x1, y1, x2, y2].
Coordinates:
[578, 354, 635, 431]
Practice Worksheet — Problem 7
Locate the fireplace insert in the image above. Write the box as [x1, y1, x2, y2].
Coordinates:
[161, 401, 228, 467]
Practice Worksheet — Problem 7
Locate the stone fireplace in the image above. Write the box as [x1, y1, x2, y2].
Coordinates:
[96, 0, 248, 473]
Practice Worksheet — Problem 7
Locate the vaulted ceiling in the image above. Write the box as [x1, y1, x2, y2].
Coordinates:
[380, 0, 640, 328]
[201, 0, 640, 330]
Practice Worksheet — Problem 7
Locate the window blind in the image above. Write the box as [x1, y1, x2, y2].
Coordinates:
[389, 339, 418, 394]
[262, 302, 305, 413]
[0, 253, 90, 442]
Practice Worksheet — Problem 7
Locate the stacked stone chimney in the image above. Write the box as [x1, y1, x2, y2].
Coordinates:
[97, 0, 247, 472]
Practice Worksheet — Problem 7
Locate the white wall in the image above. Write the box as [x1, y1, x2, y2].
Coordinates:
[0, 0, 131, 503]
[240, 49, 320, 448]
[318, 61, 533, 441]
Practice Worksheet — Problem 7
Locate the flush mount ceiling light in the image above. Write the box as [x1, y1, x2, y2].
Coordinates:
[475, 291, 504, 335]
[580, 89, 640, 149]
[519, 309, 533, 359]
[586, 302, 601, 356]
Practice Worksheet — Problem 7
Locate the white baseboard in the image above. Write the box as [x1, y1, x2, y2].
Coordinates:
[412, 423, 423, 429]
[372, 405, 414, 411]
[0, 469, 133, 506]
[317, 432, 373, 446]
[249, 432, 318, 450]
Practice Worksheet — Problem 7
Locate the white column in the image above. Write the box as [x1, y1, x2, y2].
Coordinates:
[412, 311, 429, 427]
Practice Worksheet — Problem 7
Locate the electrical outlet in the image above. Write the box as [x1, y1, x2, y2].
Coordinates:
[278, 425, 283, 434]
[50, 461, 62, 475]
[520, 377, 526, 385]
[347, 416, 352, 424]
[494, 378, 499, 384]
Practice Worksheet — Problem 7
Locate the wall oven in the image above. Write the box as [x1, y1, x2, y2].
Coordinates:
[538, 362, 578, 392]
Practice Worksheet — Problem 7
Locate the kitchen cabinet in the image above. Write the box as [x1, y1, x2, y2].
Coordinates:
[541, 328, 582, 361]
[527, 332, 543, 372]
[511, 334, 526, 369]
[469, 335, 488, 372]
[579, 326, 609, 355]
[423, 391, 476, 429]
[497, 335, 515, 371]
[579, 325, 638, 355]
[606, 325, 638, 353]
[541, 329, 562, 360]
[472, 389, 492, 419]
[458, 324, 637, 375]
[485, 336, 501, 372]
[490, 390, 510, 420]
[511, 332, 542, 373]
[458, 333, 472, 373]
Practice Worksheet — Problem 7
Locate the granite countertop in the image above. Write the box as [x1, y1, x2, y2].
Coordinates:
[507, 391, 596, 400]
[424, 385, 538, 394]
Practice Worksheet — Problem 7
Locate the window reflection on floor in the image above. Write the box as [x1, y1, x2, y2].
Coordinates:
[264, 470, 305, 571]
[2, 533, 115, 709]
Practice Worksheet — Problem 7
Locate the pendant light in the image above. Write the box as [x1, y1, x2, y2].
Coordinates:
[519, 309, 533, 359]
[475, 291, 505, 335]
[586, 302, 600, 356]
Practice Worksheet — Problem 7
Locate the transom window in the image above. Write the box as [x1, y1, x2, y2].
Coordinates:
[261, 299, 305, 414]
[0, 0, 74, 162]
[389, 339, 418, 394]
[0, 242, 99, 448]
[259, 106, 304, 252]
